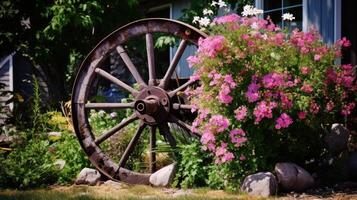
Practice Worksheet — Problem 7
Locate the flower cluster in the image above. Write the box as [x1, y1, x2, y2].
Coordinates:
[186, 7, 357, 168]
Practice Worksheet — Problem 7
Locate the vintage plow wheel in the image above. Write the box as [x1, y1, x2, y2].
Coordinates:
[71, 18, 207, 184]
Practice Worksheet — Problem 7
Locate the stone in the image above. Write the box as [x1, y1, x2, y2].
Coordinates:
[48, 131, 62, 142]
[149, 163, 177, 187]
[325, 123, 349, 155]
[75, 168, 102, 186]
[54, 159, 66, 170]
[103, 180, 123, 188]
[241, 172, 278, 197]
[275, 162, 314, 192]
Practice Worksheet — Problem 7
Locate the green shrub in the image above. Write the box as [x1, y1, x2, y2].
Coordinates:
[54, 131, 90, 184]
[184, 8, 357, 190]
[0, 76, 90, 188]
[0, 138, 57, 188]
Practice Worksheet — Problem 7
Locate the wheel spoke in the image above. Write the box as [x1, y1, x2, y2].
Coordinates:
[158, 123, 177, 148]
[116, 45, 147, 87]
[159, 39, 188, 89]
[168, 79, 196, 97]
[118, 122, 146, 169]
[85, 102, 134, 109]
[146, 33, 156, 86]
[95, 114, 138, 145]
[149, 126, 156, 173]
[95, 68, 139, 96]
[172, 103, 195, 111]
[169, 114, 200, 137]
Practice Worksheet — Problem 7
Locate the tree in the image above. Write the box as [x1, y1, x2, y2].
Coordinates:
[0, 0, 143, 103]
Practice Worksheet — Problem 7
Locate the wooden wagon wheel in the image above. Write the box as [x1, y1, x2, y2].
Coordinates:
[71, 18, 207, 184]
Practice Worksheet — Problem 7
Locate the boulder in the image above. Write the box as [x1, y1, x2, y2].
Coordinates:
[275, 162, 314, 192]
[241, 172, 278, 197]
[149, 163, 176, 187]
[325, 124, 349, 155]
[75, 168, 102, 186]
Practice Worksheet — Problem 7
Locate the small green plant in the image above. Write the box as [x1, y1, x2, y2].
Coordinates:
[0, 139, 57, 188]
[54, 131, 90, 184]
[173, 140, 208, 189]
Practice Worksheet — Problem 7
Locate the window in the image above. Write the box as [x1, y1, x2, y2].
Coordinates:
[262, 0, 303, 31]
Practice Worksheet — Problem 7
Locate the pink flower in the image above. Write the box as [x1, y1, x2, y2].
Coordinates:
[262, 72, 285, 89]
[300, 66, 310, 75]
[341, 102, 355, 116]
[215, 143, 235, 164]
[230, 129, 247, 147]
[297, 111, 307, 120]
[246, 82, 260, 102]
[234, 106, 248, 121]
[239, 154, 246, 161]
[337, 37, 351, 47]
[213, 14, 240, 24]
[280, 93, 293, 109]
[275, 113, 293, 129]
[198, 35, 226, 58]
[224, 74, 237, 88]
[301, 84, 313, 93]
[326, 101, 335, 112]
[209, 115, 230, 132]
[314, 54, 321, 61]
[253, 101, 277, 123]
[201, 131, 216, 151]
[218, 84, 233, 104]
[310, 101, 320, 114]
[187, 55, 200, 68]
[189, 72, 201, 82]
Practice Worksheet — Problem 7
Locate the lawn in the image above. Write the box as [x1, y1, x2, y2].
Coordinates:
[0, 184, 269, 200]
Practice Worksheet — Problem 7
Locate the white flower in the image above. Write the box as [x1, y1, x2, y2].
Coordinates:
[198, 16, 211, 27]
[217, 0, 227, 8]
[242, 5, 263, 17]
[250, 22, 259, 30]
[282, 13, 295, 21]
[203, 8, 214, 15]
[211, 1, 218, 6]
[110, 112, 117, 118]
[192, 16, 200, 24]
[211, 0, 227, 8]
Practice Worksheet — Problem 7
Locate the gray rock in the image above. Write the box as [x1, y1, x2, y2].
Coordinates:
[325, 123, 349, 155]
[149, 163, 177, 187]
[75, 168, 102, 186]
[275, 162, 314, 192]
[241, 172, 278, 197]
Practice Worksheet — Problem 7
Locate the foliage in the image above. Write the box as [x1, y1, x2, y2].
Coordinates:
[185, 12, 356, 189]
[173, 140, 208, 188]
[180, 0, 253, 28]
[0, 77, 90, 188]
[0, 139, 58, 188]
[54, 131, 90, 184]
[0, 0, 143, 101]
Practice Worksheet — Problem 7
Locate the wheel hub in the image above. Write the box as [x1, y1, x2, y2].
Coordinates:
[134, 86, 170, 125]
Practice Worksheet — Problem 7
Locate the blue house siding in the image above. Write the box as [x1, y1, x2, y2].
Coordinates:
[306, 0, 335, 44]
[171, 0, 197, 78]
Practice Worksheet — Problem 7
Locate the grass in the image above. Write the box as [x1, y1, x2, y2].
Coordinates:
[0, 184, 272, 200]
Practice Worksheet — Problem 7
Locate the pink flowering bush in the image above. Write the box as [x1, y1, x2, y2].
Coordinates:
[186, 13, 356, 186]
